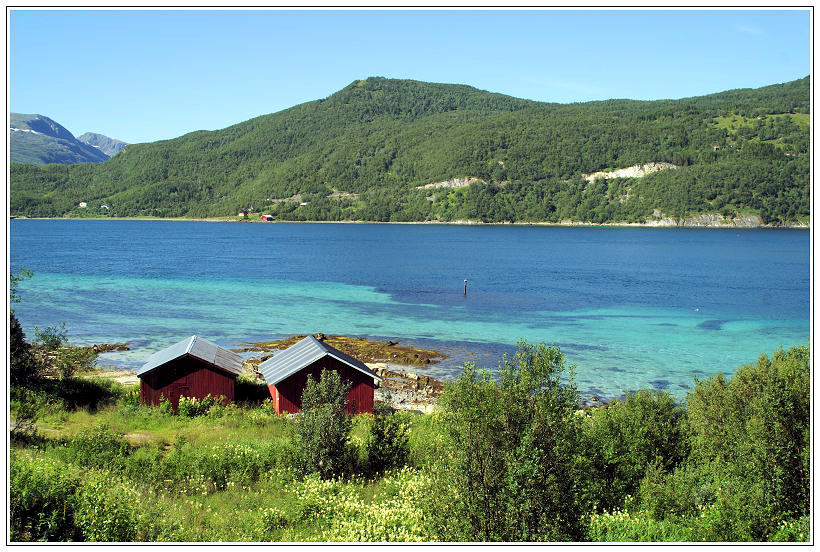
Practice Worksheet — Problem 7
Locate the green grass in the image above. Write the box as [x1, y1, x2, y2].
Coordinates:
[9, 354, 810, 543]
[10, 379, 439, 542]
[714, 112, 809, 131]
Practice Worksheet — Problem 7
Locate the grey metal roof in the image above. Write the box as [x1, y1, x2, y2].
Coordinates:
[257, 335, 382, 386]
[138, 335, 243, 377]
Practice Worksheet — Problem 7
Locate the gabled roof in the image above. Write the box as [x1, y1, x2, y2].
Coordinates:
[257, 335, 382, 386]
[138, 335, 243, 377]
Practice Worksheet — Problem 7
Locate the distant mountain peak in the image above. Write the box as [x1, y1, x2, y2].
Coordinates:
[10, 113, 76, 141]
[77, 132, 128, 157]
[10, 112, 110, 165]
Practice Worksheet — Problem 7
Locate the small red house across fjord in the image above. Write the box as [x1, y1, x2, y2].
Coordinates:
[257, 335, 382, 415]
[137, 335, 243, 410]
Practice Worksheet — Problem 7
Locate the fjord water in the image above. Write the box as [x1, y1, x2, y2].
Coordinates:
[10, 220, 808, 400]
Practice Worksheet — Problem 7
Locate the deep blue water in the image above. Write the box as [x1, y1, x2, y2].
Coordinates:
[10, 220, 809, 400]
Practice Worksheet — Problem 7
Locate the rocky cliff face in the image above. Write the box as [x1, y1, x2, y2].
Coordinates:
[416, 176, 484, 190]
[645, 212, 764, 227]
[583, 162, 677, 182]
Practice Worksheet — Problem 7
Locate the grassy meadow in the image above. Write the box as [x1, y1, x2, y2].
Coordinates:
[9, 331, 810, 543]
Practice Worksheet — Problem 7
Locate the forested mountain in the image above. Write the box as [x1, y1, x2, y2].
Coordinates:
[10, 113, 110, 165]
[9, 76, 810, 224]
[77, 132, 129, 157]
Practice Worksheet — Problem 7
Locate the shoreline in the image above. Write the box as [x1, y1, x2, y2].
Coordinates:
[10, 216, 810, 229]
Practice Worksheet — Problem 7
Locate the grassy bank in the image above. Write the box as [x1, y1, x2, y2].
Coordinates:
[9, 341, 810, 542]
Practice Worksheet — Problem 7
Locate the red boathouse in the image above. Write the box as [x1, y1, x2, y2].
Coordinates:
[257, 335, 382, 415]
[137, 335, 243, 410]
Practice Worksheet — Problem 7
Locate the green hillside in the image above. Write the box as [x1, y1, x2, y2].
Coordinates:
[10, 76, 810, 224]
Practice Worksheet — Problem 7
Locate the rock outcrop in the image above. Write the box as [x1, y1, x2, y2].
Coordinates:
[416, 177, 483, 190]
[583, 162, 677, 182]
[645, 212, 764, 227]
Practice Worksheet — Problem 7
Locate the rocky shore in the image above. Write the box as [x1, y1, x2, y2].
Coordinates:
[88, 335, 611, 413]
[234, 334, 447, 413]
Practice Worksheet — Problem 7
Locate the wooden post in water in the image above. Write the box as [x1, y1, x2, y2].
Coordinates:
[464, 279, 467, 296]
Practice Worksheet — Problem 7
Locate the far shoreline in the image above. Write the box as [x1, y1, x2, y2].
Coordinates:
[10, 216, 811, 229]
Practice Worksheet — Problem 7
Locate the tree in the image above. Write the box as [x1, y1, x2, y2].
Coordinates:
[10, 267, 32, 309]
[10, 268, 39, 385]
[296, 369, 353, 479]
[582, 389, 687, 513]
[436, 341, 586, 541]
[684, 345, 810, 539]
[365, 399, 410, 476]
[10, 312, 39, 385]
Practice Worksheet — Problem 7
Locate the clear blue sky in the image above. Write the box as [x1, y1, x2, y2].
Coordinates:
[9, 9, 811, 144]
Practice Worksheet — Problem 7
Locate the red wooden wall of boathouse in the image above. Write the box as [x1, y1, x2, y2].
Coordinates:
[140, 355, 236, 410]
[268, 355, 375, 415]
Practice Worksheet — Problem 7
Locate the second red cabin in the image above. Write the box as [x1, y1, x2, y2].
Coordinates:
[257, 335, 382, 415]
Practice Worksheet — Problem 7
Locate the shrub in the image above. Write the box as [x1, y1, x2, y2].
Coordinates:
[436, 341, 585, 541]
[159, 394, 174, 415]
[583, 389, 687, 512]
[296, 369, 353, 479]
[53, 346, 98, 379]
[686, 344, 810, 538]
[365, 402, 410, 476]
[60, 424, 131, 472]
[768, 516, 810, 542]
[148, 438, 279, 494]
[10, 387, 46, 442]
[10, 311, 40, 385]
[9, 454, 82, 541]
[75, 471, 142, 541]
[177, 394, 220, 417]
[29, 376, 125, 411]
[34, 322, 67, 351]
[120, 388, 140, 410]
[235, 375, 271, 405]
[638, 461, 712, 521]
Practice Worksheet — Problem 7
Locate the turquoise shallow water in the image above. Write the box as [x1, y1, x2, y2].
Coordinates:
[10, 220, 809, 400]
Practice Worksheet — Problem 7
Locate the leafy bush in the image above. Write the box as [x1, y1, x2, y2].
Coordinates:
[177, 394, 220, 417]
[10, 454, 82, 541]
[34, 322, 67, 351]
[296, 369, 353, 479]
[768, 517, 810, 542]
[686, 345, 810, 538]
[75, 471, 142, 541]
[292, 474, 363, 522]
[26, 376, 126, 411]
[10, 387, 46, 442]
[638, 461, 712, 520]
[60, 424, 131, 472]
[120, 388, 141, 410]
[436, 341, 585, 541]
[582, 389, 687, 512]
[159, 394, 174, 415]
[147, 439, 280, 494]
[53, 346, 98, 379]
[10, 311, 40, 385]
[365, 402, 410, 476]
[235, 375, 271, 405]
